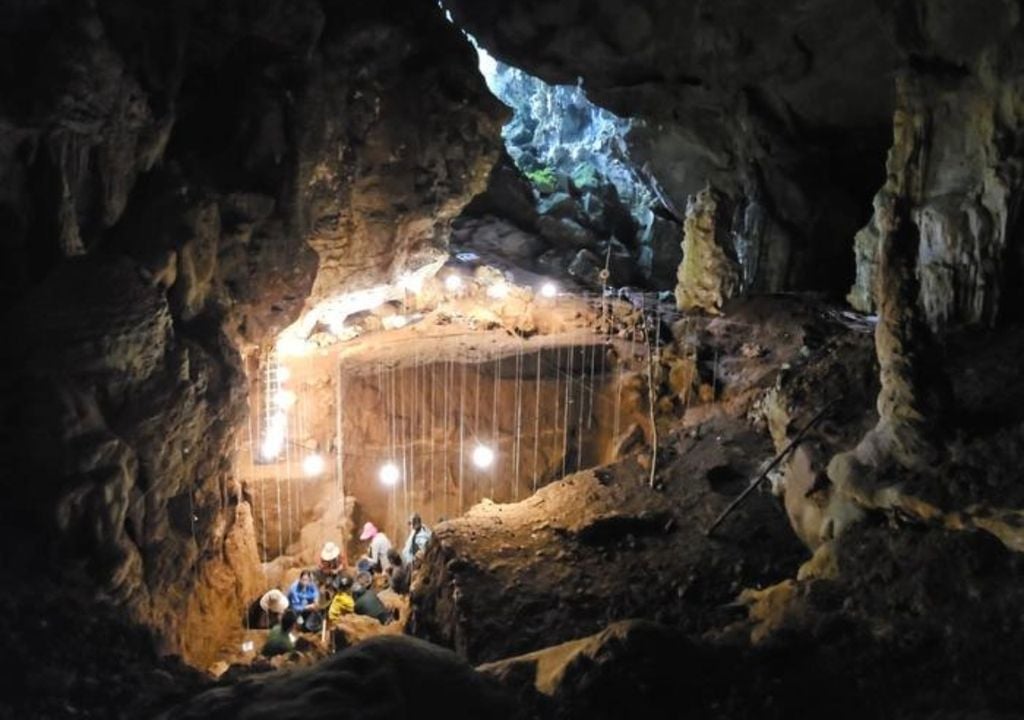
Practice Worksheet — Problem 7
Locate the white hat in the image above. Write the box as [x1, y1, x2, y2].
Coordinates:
[320, 541, 341, 561]
[259, 588, 289, 614]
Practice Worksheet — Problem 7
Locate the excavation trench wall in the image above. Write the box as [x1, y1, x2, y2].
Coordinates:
[238, 339, 637, 568]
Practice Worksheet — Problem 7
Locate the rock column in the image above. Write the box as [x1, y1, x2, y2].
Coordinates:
[674, 186, 741, 313]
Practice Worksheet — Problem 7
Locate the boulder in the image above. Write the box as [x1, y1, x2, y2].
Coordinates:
[158, 636, 518, 719]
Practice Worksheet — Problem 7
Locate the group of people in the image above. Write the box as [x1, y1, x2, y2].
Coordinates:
[258, 513, 433, 657]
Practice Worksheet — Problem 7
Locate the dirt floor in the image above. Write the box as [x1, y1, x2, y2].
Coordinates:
[408, 294, 881, 663]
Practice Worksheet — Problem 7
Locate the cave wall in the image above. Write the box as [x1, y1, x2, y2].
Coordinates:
[0, 0, 502, 664]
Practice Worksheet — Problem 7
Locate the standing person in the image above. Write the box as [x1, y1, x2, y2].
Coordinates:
[287, 570, 322, 633]
[386, 549, 411, 594]
[402, 513, 432, 563]
[357, 522, 392, 574]
[262, 609, 297, 657]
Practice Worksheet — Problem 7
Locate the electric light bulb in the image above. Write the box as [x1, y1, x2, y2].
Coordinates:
[261, 434, 283, 461]
[261, 412, 288, 460]
[540, 281, 557, 298]
[277, 367, 291, 383]
[302, 453, 326, 477]
[383, 314, 408, 330]
[472, 444, 495, 469]
[275, 334, 310, 357]
[379, 462, 400, 486]
[445, 274, 463, 292]
[274, 389, 297, 409]
[398, 273, 424, 294]
[487, 282, 509, 300]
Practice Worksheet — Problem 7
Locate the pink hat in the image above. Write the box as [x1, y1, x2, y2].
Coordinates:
[360, 522, 378, 540]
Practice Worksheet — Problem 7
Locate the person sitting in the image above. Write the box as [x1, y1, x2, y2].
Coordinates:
[353, 573, 392, 624]
[327, 575, 355, 625]
[402, 513, 432, 564]
[357, 522, 392, 575]
[261, 608, 297, 657]
[317, 541, 346, 591]
[386, 548, 411, 595]
[287, 570, 322, 633]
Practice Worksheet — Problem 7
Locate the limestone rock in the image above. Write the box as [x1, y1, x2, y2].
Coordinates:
[674, 186, 741, 313]
[848, 73, 1024, 331]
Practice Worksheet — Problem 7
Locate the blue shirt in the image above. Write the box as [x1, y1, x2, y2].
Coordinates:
[288, 579, 319, 609]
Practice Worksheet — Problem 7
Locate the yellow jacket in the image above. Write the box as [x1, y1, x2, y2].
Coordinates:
[328, 591, 354, 623]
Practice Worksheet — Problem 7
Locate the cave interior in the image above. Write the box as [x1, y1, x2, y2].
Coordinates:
[4, 0, 1024, 718]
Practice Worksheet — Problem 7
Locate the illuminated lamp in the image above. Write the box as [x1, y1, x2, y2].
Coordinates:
[471, 444, 495, 469]
[379, 462, 400, 486]
[302, 453, 326, 477]
[486, 282, 509, 300]
[274, 389, 297, 409]
[539, 281, 557, 298]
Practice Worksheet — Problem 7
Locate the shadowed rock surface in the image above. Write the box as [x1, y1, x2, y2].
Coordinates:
[0, 0, 502, 666]
[158, 636, 519, 720]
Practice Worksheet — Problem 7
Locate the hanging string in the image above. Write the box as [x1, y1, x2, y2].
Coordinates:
[562, 341, 574, 478]
[443, 355, 451, 520]
[275, 462, 284, 558]
[459, 360, 467, 514]
[412, 347, 420, 518]
[532, 346, 542, 494]
[402, 361, 410, 536]
[587, 335, 597, 428]
[284, 405, 293, 555]
[552, 344, 561, 479]
[388, 359, 398, 536]
[336, 360, 345, 559]
[513, 338, 524, 501]
[296, 386, 305, 534]
[491, 352, 500, 500]
[577, 339, 589, 472]
[429, 360, 436, 519]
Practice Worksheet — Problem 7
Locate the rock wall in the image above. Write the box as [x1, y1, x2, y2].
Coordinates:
[848, 68, 1024, 331]
[0, 0, 502, 664]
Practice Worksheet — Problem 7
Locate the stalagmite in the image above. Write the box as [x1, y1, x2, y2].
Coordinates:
[829, 77, 952, 520]
[674, 186, 741, 314]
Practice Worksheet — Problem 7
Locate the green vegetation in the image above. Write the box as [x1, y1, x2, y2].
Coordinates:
[526, 166, 558, 194]
[570, 161, 601, 190]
